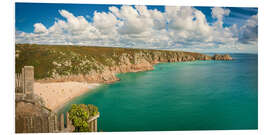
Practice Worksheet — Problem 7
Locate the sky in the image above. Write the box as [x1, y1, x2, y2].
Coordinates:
[15, 3, 258, 53]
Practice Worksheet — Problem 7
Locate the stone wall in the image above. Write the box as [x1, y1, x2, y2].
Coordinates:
[15, 99, 75, 133]
[15, 100, 57, 133]
[15, 66, 99, 133]
[15, 66, 74, 133]
[15, 66, 34, 100]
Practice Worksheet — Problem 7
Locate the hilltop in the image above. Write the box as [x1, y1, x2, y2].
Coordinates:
[15, 44, 232, 83]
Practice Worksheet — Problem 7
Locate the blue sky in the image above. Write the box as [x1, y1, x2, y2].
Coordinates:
[16, 3, 166, 33]
[15, 3, 258, 53]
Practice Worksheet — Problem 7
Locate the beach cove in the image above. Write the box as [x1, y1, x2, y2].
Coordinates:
[15, 43, 255, 131]
[57, 53, 258, 131]
[34, 82, 100, 111]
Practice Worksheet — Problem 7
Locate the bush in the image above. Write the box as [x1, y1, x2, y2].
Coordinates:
[68, 104, 99, 132]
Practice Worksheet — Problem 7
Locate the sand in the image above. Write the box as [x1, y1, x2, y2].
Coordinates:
[33, 82, 100, 111]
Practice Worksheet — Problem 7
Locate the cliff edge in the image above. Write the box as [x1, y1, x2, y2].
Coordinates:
[16, 44, 232, 83]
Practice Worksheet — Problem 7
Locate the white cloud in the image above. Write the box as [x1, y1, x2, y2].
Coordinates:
[93, 11, 118, 35]
[34, 23, 48, 34]
[117, 6, 153, 35]
[16, 6, 258, 53]
[238, 14, 258, 45]
[57, 10, 90, 35]
[211, 7, 230, 28]
[166, 6, 213, 43]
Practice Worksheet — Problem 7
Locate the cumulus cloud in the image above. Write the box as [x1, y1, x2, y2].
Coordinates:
[16, 6, 258, 52]
[93, 11, 118, 35]
[34, 23, 48, 34]
[238, 14, 258, 45]
[166, 6, 213, 43]
[212, 7, 230, 28]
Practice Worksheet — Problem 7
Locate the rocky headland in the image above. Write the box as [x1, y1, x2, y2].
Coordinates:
[16, 44, 233, 111]
[16, 44, 233, 84]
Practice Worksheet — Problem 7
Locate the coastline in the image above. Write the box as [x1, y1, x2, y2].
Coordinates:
[33, 58, 232, 113]
[30, 51, 233, 113]
[33, 81, 101, 112]
[34, 66, 157, 113]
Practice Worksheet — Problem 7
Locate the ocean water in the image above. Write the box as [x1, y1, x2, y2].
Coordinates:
[58, 53, 258, 131]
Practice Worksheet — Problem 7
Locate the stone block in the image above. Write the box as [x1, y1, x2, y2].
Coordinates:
[60, 113, 64, 130]
[23, 66, 34, 97]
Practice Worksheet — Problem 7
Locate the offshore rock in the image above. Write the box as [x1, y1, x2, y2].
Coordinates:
[212, 54, 233, 60]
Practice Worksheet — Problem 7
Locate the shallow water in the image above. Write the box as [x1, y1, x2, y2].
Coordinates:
[58, 53, 258, 131]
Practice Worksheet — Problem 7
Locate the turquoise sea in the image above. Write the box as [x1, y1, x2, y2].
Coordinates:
[58, 53, 258, 131]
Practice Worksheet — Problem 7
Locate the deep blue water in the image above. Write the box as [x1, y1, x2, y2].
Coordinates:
[58, 53, 258, 131]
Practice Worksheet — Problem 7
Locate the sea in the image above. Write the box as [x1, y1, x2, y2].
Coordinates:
[58, 53, 258, 131]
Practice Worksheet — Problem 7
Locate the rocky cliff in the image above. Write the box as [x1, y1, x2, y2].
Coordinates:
[16, 44, 232, 83]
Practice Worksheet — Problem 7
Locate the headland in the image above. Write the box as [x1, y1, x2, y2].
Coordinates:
[16, 44, 232, 111]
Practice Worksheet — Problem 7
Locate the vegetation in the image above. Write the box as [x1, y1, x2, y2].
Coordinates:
[15, 44, 207, 80]
[68, 104, 99, 132]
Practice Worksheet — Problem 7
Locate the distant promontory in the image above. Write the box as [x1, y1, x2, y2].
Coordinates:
[16, 44, 232, 83]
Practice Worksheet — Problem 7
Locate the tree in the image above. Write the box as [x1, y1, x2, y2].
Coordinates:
[68, 104, 99, 132]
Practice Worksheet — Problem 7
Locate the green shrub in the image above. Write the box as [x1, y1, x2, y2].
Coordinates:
[68, 104, 99, 132]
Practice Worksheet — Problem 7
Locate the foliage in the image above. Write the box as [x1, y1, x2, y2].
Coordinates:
[15, 44, 204, 80]
[68, 104, 99, 132]
[87, 104, 99, 117]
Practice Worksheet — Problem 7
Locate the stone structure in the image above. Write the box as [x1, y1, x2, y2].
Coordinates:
[66, 112, 73, 129]
[23, 66, 34, 98]
[88, 114, 100, 132]
[15, 66, 75, 133]
[15, 66, 34, 100]
[15, 98, 59, 133]
[60, 113, 65, 130]
[15, 66, 100, 133]
[15, 101, 75, 133]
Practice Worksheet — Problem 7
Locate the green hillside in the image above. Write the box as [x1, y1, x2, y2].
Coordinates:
[15, 44, 212, 80]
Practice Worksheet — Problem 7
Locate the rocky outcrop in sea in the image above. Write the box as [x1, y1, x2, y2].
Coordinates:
[212, 54, 233, 60]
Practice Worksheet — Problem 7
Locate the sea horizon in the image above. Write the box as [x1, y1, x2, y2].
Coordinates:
[15, 3, 258, 133]
[58, 53, 258, 131]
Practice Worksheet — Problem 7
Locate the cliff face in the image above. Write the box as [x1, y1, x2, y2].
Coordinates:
[15, 44, 232, 83]
[36, 51, 214, 83]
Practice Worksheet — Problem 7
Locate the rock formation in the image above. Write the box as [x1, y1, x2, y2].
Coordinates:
[212, 54, 233, 60]
[15, 44, 233, 84]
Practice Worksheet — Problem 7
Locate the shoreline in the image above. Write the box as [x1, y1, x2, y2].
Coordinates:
[33, 81, 101, 112]
[33, 67, 156, 113]
[34, 67, 157, 113]
[33, 57, 233, 113]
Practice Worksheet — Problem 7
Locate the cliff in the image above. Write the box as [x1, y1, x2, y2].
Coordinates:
[15, 44, 232, 83]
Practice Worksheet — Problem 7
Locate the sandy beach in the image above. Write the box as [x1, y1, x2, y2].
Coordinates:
[33, 82, 100, 111]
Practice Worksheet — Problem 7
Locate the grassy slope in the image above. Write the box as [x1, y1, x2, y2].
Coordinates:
[15, 44, 205, 79]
